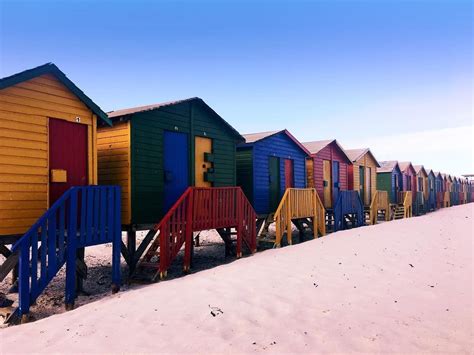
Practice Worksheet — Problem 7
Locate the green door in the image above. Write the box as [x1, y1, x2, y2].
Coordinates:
[269, 156, 280, 212]
[359, 166, 365, 203]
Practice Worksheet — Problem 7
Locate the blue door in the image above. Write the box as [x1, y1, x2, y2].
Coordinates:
[332, 161, 340, 205]
[163, 131, 189, 212]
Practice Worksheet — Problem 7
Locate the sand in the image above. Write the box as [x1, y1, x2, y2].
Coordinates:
[1, 204, 473, 354]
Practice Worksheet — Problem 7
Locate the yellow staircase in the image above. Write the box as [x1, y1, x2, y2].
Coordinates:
[394, 191, 412, 220]
[274, 188, 325, 247]
[368, 190, 390, 224]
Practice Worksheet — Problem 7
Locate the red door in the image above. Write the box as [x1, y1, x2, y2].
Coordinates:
[49, 118, 88, 206]
[284, 159, 294, 189]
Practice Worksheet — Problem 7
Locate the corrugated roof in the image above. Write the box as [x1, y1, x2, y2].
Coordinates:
[413, 165, 427, 176]
[242, 130, 280, 143]
[301, 139, 333, 154]
[241, 129, 311, 156]
[302, 139, 351, 163]
[107, 97, 244, 141]
[0, 63, 111, 126]
[377, 160, 399, 173]
[345, 148, 381, 167]
[399, 161, 415, 173]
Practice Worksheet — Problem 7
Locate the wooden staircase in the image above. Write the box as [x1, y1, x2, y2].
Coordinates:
[133, 187, 257, 282]
[393, 191, 412, 220]
[0, 186, 122, 323]
[273, 188, 325, 247]
[367, 191, 390, 225]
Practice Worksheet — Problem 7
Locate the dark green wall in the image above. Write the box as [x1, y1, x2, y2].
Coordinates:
[130, 100, 238, 225]
[376, 172, 393, 203]
[236, 148, 253, 203]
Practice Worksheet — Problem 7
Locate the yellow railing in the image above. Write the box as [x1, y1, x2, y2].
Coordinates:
[369, 190, 390, 224]
[274, 188, 325, 247]
[443, 191, 450, 207]
[403, 191, 412, 218]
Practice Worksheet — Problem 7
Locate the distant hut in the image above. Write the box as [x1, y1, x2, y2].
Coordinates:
[346, 148, 380, 207]
[413, 165, 428, 215]
[376, 161, 403, 204]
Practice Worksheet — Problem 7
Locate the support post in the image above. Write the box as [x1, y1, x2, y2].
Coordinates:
[183, 190, 194, 272]
[127, 230, 136, 275]
[65, 189, 78, 310]
[112, 186, 121, 292]
[18, 241, 30, 318]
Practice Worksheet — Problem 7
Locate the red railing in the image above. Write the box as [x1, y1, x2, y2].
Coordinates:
[141, 187, 256, 280]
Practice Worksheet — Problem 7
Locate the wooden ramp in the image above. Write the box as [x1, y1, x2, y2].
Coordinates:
[273, 188, 325, 247]
[134, 187, 257, 282]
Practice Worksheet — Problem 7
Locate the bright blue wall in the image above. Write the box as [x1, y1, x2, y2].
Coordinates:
[249, 132, 307, 215]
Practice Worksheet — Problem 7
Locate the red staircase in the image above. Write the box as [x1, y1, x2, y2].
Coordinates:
[136, 187, 256, 281]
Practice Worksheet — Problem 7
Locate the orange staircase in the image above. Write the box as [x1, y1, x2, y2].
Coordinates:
[135, 187, 256, 281]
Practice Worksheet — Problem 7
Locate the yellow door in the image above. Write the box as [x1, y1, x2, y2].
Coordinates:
[306, 158, 314, 188]
[195, 136, 213, 187]
[323, 160, 332, 208]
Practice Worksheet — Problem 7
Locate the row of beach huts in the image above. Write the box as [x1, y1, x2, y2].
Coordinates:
[0, 63, 472, 322]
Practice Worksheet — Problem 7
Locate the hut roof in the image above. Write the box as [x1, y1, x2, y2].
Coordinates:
[345, 148, 381, 167]
[399, 161, 416, 174]
[301, 139, 351, 163]
[377, 160, 399, 173]
[241, 130, 311, 156]
[0, 62, 111, 126]
[413, 165, 427, 176]
[108, 97, 244, 142]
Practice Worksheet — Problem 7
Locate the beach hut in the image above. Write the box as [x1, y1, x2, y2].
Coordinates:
[303, 140, 363, 231]
[346, 148, 380, 206]
[413, 165, 428, 215]
[441, 174, 452, 207]
[434, 172, 446, 208]
[100, 98, 257, 278]
[452, 177, 460, 205]
[236, 130, 324, 244]
[426, 169, 437, 211]
[236, 130, 309, 216]
[0, 63, 122, 317]
[376, 161, 403, 204]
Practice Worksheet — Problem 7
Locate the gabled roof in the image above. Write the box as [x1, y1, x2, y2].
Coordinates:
[413, 165, 427, 176]
[240, 129, 311, 156]
[108, 97, 244, 142]
[345, 148, 380, 167]
[399, 161, 416, 175]
[301, 139, 351, 163]
[441, 173, 452, 182]
[377, 160, 400, 173]
[0, 63, 111, 126]
[426, 169, 435, 177]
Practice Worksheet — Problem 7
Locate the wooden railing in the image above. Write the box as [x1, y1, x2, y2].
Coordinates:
[140, 187, 256, 280]
[333, 191, 364, 232]
[402, 191, 412, 218]
[11, 186, 121, 318]
[368, 190, 390, 225]
[274, 188, 325, 247]
[443, 191, 450, 207]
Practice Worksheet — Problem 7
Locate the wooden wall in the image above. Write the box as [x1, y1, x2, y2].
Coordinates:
[310, 142, 349, 206]
[350, 152, 378, 206]
[0, 74, 97, 236]
[97, 121, 131, 225]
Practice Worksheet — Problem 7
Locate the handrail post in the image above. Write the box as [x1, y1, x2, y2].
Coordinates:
[111, 186, 121, 292]
[312, 189, 317, 239]
[183, 189, 194, 272]
[18, 240, 30, 319]
[286, 191, 292, 245]
[236, 189, 243, 258]
[65, 188, 78, 310]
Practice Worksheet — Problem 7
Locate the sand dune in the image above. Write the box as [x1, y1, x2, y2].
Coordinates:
[1, 204, 473, 354]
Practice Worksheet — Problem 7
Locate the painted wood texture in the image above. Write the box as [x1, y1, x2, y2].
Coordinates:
[97, 121, 131, 224]
[195, 136, 212, 187]
[237, 131, 307, 215]
[0, 74, 97, 236]
[349, 152, 378, 206]
[309, 141, 349, 208]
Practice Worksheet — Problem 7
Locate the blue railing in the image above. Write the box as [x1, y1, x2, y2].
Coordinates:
[333, 191, 364, 231]
[12, 186, 121, 317]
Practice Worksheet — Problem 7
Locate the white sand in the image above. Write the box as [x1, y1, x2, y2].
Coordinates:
[1, 204, 473, 354]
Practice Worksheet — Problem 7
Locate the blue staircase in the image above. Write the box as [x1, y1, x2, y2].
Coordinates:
[11, 186, 121, 320]
[333, 191, 365, 232]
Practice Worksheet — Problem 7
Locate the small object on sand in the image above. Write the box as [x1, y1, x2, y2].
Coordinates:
[209, 305, 223, 317]
[313, 283, 318, 287]
[409, 264, 414, 268]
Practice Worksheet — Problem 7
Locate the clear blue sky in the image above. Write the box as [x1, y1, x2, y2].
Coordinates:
[1, 0, 472, 175]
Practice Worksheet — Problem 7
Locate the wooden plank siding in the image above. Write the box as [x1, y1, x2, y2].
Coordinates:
[309, 142, 349, 208]
[97, 121, 131, 224]
[0, 74, 97, 236]
[348, 152, 378, 206]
